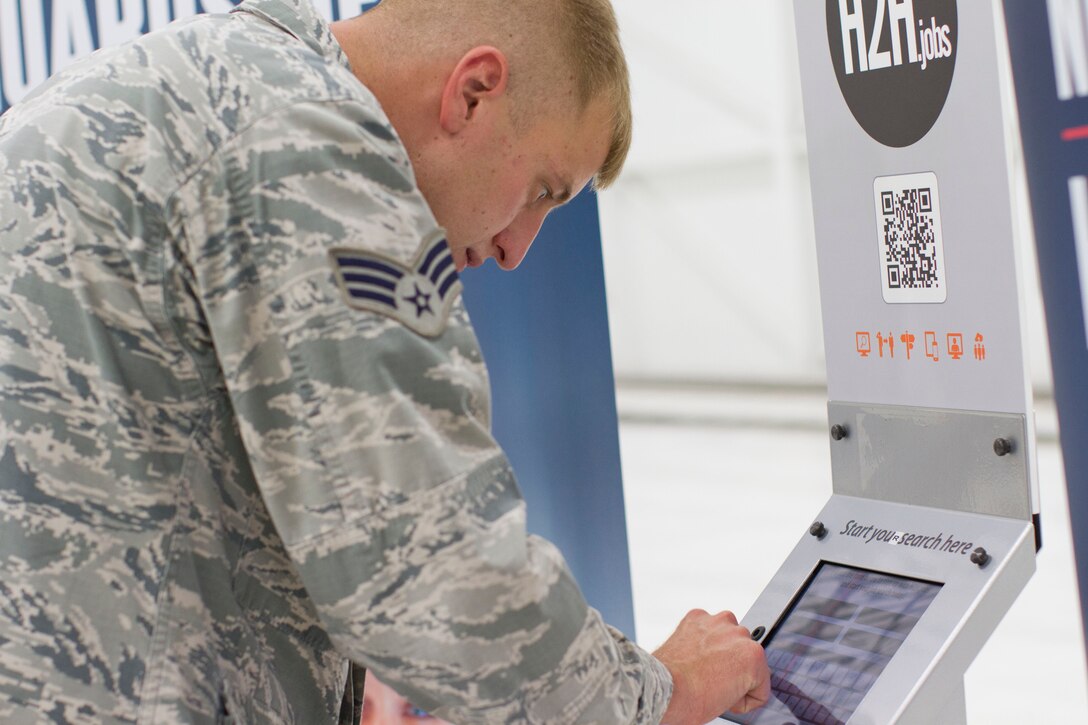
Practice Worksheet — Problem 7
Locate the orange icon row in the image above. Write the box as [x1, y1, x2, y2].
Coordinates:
[856, 331, 986, 361]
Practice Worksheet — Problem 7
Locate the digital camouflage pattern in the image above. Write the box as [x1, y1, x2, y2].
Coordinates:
[0, 0, 672, 723]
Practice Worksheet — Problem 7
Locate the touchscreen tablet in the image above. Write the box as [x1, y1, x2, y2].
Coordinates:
[721, 562, 942, 725]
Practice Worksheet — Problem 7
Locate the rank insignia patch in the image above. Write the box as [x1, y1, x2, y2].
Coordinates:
[330, 231, 462, 338]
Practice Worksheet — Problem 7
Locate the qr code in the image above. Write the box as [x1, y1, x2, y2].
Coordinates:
[873, 172, 946, 304]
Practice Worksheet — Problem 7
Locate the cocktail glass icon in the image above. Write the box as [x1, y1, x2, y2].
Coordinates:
[900, 332, 915, 360]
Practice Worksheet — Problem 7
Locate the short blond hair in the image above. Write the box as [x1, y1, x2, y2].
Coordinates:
[369, 0, 632, 189]
[558, 0, 631, 189]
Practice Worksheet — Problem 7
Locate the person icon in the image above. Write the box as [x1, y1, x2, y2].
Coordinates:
[948, 333, 964, 360]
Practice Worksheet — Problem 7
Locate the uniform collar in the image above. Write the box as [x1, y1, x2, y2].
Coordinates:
[231, 0, 351, 74]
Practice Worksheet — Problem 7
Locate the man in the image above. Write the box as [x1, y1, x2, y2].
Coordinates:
[0, 0, 769, 723]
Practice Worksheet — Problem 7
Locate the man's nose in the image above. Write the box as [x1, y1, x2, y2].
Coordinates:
[494, 210, 547, 271]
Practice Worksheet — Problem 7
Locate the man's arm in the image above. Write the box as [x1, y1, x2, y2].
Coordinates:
[173, 97, 676, 723]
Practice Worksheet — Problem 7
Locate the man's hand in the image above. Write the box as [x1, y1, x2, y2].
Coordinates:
[653, 609, 771, 725]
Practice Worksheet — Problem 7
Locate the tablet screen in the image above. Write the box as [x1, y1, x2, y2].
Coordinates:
[721, 562, 942, 725]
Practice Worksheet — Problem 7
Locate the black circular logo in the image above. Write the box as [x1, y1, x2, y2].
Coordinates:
[826, 0, 958, 148]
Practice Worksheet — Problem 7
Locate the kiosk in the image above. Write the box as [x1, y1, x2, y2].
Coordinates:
[724, 3, 1040, 723]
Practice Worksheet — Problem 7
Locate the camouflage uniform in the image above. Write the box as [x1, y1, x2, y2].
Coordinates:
[0, 0, 672, 723]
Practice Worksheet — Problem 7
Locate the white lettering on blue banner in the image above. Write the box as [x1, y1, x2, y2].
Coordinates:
[1066, 176, 1088, 347]
[51, 0, 95, 74]
[0, 1, 382, 112]
[1, 0, 49, 106]
[1048, 0, 1088, 100]
[96, 0, 144, 47]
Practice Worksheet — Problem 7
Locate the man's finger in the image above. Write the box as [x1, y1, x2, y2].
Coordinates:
[714, 610, 739, 626]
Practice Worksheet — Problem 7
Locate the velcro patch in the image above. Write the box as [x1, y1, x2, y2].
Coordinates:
[329, 231, 462, 338]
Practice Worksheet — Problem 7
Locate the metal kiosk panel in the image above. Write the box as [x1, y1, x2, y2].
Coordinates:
[723, 2, 1040, 723]
[722, 497, 1035, 725]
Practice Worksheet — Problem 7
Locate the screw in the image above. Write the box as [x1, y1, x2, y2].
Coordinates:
[970, 547, 991, 568]
[810, 521, 828, 539]
[751, 626, 766, 641]
[993, 438, 1013, 457]
[831, 424, 848, 441]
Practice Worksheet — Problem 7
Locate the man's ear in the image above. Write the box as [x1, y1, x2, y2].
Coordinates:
[439, 46, 509, 135]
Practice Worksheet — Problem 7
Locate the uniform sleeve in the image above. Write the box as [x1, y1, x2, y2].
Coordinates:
[170, 99, 673, 724]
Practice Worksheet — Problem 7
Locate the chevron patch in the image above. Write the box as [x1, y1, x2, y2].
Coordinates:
[329, 231, 462, 338]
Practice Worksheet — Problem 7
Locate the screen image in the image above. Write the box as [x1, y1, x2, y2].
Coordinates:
[722, 563, 942, 725]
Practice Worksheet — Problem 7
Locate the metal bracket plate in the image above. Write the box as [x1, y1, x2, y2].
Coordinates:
[828, 401, 1031, 521]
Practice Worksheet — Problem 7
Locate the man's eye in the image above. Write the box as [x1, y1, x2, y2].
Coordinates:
[537, 186, 552, 202]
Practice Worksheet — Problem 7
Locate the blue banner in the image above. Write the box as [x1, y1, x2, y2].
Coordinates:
[1002, 0, 1088, 658]
[0, 1, 373, 111]
[462, 191, 636, 637]
[0, 0, 636, 636]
